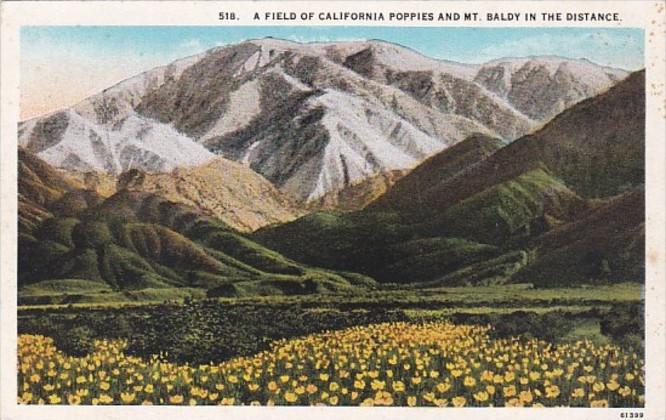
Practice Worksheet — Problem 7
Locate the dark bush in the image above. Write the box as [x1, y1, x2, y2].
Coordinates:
[449, 310, 575, 342]
[600, 302, 644, 351]
[58, 326, 96, 356]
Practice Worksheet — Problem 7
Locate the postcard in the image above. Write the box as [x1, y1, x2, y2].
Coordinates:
[1, 1, 664, 419]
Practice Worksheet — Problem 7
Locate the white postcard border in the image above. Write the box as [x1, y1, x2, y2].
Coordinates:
[1, 2, 664, 419]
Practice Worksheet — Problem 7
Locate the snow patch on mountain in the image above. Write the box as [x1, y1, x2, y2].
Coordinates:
[201, 79, 263, 142]
[19, 108, 214, 174]
[74, 52, 207, 126]
[298, 90, 446, 201]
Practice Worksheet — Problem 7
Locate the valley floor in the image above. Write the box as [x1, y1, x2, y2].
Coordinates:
[17, 282, 644, 406]
[18, 282, 640, 310]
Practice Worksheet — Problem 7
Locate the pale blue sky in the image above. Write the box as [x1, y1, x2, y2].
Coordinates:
[20, 26, 644, 119]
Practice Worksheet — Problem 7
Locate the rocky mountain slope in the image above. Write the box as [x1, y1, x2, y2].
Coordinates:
[305, 169, 407, 212]
[18, 147, 80, 232]
[19, 38, 627, 205]
[474, 56, 627, 121]
[253, 70, 645, 286]
[370, 134, 505, 211]
[116, 157, 303, 232]
[18, 53, 214, 174]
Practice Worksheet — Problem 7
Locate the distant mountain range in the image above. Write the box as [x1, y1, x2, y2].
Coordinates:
[19, 38, 626, 205]
[16, 39, 644, 302]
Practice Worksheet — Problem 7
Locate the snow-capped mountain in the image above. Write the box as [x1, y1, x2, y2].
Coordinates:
[18, 53, 213, 174]
[474, 56, 628, 121]
[19, 38, 627, 203]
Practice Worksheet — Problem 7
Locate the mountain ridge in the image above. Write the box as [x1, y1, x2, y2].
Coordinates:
[17, 64, 645, 300]
[19, 38, 628, 205]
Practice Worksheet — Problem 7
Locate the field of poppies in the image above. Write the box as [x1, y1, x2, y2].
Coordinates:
[17, 321, 644, 407]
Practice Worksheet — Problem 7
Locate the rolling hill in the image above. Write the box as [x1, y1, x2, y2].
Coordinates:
[18, 147, 82, 232]
[370, 134, 505, 212]
[18, 151, 376, 305]
[513, 187, 644, 287]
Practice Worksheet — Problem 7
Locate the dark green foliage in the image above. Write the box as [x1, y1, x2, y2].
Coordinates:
[253, 210, 506, 285]
[62, 326, 97, 356]
[512, 188, 645, 287]
[192, 225, 304, 275]
[19, 301, 408, 364]
[375, 238, 499, 284]
[57, 248, 105, 283]
[71, 220, 114, 248]
[119, 223, 225, 273]
[449, 311, 577, 342]
[600, 302, 644, 351]
[422, 169, 586, 245]
[97, 244, 178, 289]
[55, 325, 97, 356]
[206, 283, 239, 298]
[34, 217, 80, 248]
[419, 251, 530, 287]
[18, 239, 70, 284]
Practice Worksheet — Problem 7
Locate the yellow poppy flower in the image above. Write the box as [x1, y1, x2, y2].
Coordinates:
[464, 376, 477, 387]
[473, 391, 489, 402]
[98, 394, 113, 404]
[519, 389, 534, 403]
[120, 392, 136, 403]
[284, 391, 298, 403]
[169, 395, 184, 404]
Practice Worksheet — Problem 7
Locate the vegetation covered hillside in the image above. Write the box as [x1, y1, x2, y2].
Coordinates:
[18, 151, 375, 305]
[253, 71, 645, 287]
